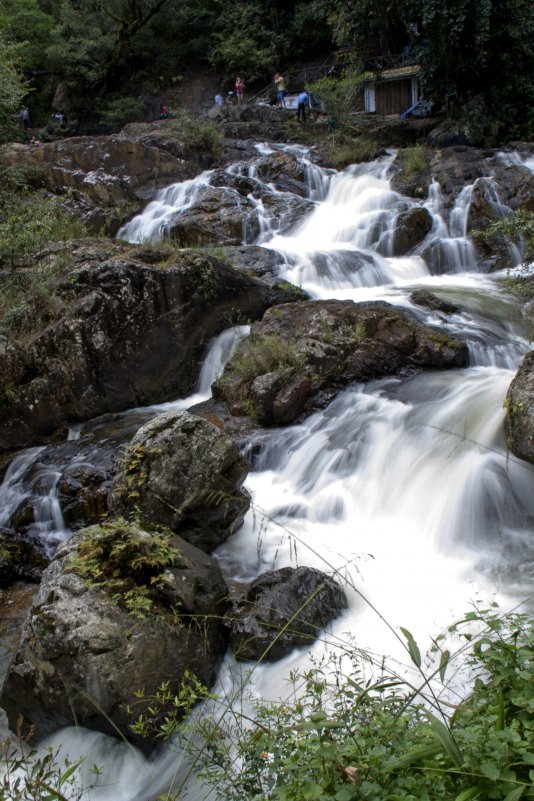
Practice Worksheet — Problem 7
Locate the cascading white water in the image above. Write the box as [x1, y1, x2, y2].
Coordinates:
[2, 144, 533, 800]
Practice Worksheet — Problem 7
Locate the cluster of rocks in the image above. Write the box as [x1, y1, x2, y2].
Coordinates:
[1, 117, 534, 751]
[0, 410, 349, 747]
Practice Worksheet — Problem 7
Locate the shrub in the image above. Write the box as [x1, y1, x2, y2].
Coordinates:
[398, 144, 429, 178]
[190, 606, 534, 801]
[99, 96, 144, 129]
[68, 517, 190, 621]
[329, 136, 378, 168]
[172, 111, 221, 158]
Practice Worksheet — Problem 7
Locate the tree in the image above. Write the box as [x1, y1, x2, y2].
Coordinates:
[0, 35, 29, 142]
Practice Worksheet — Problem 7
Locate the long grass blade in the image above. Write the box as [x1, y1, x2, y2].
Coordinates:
[424, 711, 463, 767]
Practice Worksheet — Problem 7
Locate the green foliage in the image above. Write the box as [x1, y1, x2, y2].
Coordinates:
[128, 673, 213, 741]
[98, 96, 144, 128]
[0, 190, 86, 267]
[484, 211, 534, 266]
[0, 34, 30, 142]
[307, 72, 368, 120]
[1, 722, 102, 801]
[190, 607, 534, 801]
[68, 517, 190, 621]
[397, 144, 429, 178]
[218, 332, 306, 387]
[0, 189, 87, 339]
[328, 136, 378, 169]
[172, 112, 221, 158]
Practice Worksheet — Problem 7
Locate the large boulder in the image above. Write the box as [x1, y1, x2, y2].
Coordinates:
[213, 299, 469, 426]
[505, 350, 534, 465]
[229, 566, 347, 662]
[167, 185, 259, 246]
[391, 207, 433, 255]
[1, 127, 201, 234]
[0, 240, 271, 452]
[109, 411, 250, 552]
[0, 519, 229, 746]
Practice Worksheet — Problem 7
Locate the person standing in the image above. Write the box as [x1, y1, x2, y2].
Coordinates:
[235, 76, 245, 105]
[297, 90, 310, 122]
[274, 72, 286, 106]
[19, 107, 30, 130]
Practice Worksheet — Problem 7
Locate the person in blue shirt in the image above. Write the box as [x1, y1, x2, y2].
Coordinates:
[297, 90, 310, 122]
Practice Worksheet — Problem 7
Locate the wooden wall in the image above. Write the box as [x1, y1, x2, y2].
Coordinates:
[375, 79, 413, 115]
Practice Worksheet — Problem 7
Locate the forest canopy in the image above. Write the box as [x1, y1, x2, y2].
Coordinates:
[0, 0, 532, 140]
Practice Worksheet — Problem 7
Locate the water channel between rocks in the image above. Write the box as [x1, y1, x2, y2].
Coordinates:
[2, 142, 534, 800]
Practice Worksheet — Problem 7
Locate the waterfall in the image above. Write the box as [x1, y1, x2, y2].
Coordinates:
[2, 144, 533, 800]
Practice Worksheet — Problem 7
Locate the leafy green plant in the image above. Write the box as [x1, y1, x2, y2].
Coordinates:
[0, 190, 86, 268]
[329, 136, 378, 169]
[1, 718, 102, 801]
[188, 606, 534, 801]
[398, 144, 430, 178]
[485, 211, 534, 268]
[98, 95, 144, 129]
[213, 332, 306, 416]
[172, 111, 220, 158]
[68, 518, 190, 621]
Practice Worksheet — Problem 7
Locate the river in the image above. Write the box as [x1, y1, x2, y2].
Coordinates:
[1, 143, 533, 799]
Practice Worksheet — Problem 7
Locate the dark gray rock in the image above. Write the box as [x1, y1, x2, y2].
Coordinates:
[229, 566, 347, 662]
[0, 521, 229, 746]
[391, 207, 433, 255]
[410, 290, 460, 314]
[505, 350, 534, 465]
[109, 411, 250, 552]
[0, 240, 271, 452]
[213, 299, 469, 426]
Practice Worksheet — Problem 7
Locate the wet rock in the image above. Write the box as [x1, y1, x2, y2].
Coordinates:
[410, 290, 461, 314]
[254, 151, 309, 196]
[222, 245, 306, 297]
[109, 411, 250, 552]
[213, 299, 469, 426]
[229, 566, 347, 662]
[0, 521, 229, 747]
[0, 531, 48, 585]
[1, 128, 200, 235]
[391, 207, 433, 255]
[167, 185, 259, 246]
[0, 240, 272, 452]
[505, 350, 534, 465]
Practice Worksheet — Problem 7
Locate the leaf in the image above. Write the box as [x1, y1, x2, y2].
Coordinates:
[503, 787, 525, 801]
[480, 762, 500, 781]
[455, 787, 482, 801]
[399, 627, 422, 668]
[335, 787, 355, 801]
[388, 742, 442, 770]
[59, 760, 81, 785]
[40, 784, 70, 801]
[424, 711, 463, 767]
[497, 687, 505, 731]
[439, 649, 451, 682]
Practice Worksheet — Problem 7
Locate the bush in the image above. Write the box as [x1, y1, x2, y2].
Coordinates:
[99, 96, 144, 129]
[172, 111, 220, 158]
[329, 136, 378, 169]
[191, 606, 534, 801]
[398, 144, 430, 178]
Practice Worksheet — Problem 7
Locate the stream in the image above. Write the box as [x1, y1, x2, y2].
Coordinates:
[1, 143, 533, 799]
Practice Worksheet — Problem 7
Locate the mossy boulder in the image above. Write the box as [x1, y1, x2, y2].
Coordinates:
[229, 566, 347, 662]
[109, 411, 250, 552]
[505, 350, 534, 465]
[0, 518, 229, 747]
[213, 299, 469, 426]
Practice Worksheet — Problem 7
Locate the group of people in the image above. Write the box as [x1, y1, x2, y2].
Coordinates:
[214, 73, 310, 122]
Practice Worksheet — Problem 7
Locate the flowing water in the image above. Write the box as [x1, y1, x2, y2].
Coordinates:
[2, 144, 534, 799]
